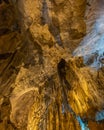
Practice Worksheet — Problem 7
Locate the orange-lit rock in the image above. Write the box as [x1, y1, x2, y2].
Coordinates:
[0, 0, 104, 130]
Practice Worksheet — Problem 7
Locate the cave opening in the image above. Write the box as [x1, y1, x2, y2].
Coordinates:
[57, 59, 66, 79]
[57, 58, 71, 90]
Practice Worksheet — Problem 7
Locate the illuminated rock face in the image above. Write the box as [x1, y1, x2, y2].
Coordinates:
[74, 0, 104, 69]
[0, 0, 104, 130]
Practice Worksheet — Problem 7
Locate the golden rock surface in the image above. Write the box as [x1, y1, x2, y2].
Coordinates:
[0, 0, 104, 130]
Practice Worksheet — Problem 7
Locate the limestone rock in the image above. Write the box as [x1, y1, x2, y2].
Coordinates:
[0, 0, 104, 130]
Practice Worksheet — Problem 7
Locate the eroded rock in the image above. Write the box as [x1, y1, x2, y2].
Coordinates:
[0, 0, 104, 130]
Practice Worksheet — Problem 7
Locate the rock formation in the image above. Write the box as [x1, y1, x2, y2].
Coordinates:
[0, 0, 104, 130]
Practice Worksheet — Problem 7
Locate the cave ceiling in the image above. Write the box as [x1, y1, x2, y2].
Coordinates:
[0, 0, 104, 130]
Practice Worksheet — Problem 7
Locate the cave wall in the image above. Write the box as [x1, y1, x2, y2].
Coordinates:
[0, 0, 104, 130]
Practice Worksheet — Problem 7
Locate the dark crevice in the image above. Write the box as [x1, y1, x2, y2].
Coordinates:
[57, 59, 71, 90]
[0, 0, 10, 4]
[4, 0, 9, 4]
[0, 28, 11, 36]
[0, 53, 12, 59]
[0, 50, 17, 77]
[0, 24, 21, 36]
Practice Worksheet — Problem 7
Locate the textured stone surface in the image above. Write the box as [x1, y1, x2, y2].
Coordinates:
[0, 0, 104, 130]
